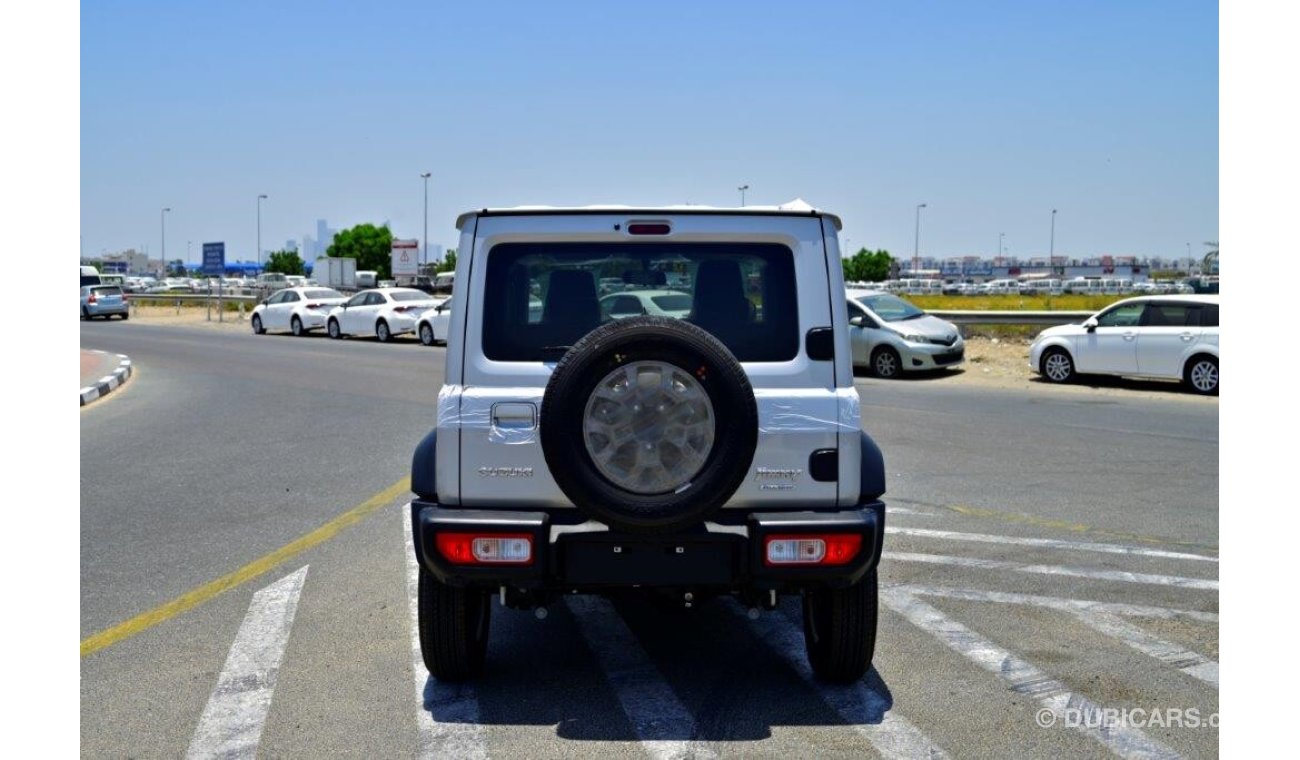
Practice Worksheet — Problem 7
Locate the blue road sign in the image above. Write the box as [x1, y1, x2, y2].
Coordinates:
[202, 242, 226, 276]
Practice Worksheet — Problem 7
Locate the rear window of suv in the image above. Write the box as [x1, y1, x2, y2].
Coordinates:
[482, 243, 798, 362]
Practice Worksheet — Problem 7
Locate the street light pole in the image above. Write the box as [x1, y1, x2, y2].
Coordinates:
[1050, 209, 1057, 257]
[257, 194, 268, 271]
[161, 207, 171, 272]
[421, 172, 431, 269]
[913, 203, 927, 273]
[738, 184, 749, 207]
[999, 232, 1005, 259]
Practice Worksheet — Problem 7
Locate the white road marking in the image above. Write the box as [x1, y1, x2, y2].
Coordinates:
[896, 585, 1219, 687]
[881, 587, 1182, 760]
[883, 506, 936, 517]
[403, 513, 487, 759]
[890, 551, 1218, 590]
[749, 606, 949, 759]
[1071, 609, 1219, 687]
[887, 527, 1218, 562]
[186, 566, 309, 760]
[565, 595, 717, 760]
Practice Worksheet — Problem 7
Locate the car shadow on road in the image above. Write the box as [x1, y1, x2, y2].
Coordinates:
[852, 366, 965, 383]
[420, 593, 900, 743]
[1028, 374, 1207, 398]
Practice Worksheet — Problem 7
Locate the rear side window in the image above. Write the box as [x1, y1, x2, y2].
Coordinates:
[1144, 303, 1191, 327]
[482, 243, 798, 362]
[1201, 304, 1219, 327]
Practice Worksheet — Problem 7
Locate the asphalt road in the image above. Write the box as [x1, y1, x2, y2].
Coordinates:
[81, 320, 1218, 758]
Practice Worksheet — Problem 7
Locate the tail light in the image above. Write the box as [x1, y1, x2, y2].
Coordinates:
[764, 534, 862, 566]
[87, 292, 97, 304]
[436, 533, 533, 565]
[393, 305, 415, 313]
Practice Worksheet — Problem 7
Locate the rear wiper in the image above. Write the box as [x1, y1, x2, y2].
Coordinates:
[539, 345, 572, 361]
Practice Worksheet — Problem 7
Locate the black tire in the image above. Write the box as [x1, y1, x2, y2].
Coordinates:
[1039, 347, 1075, 384]
[417, 567, 490, 681]
[803, 569, 878, 683]
[121, 312, 129, 321]
[328, 318, 342, 339]
[871, 346, 902, 378]
[251, 314, 265, 335]
[539, 316, 758, 534]
[1184, 354, 1218, 395]
[419, 322, 436, 347]
[291, 316, 304, 336]
[81, 307, 89, 320]
[376, 319, 392, 343]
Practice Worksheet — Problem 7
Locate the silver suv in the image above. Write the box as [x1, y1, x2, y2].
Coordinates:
[407, 203, 887, 683]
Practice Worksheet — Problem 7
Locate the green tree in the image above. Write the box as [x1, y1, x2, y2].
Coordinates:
[842, 248, 895, 283]
[326, 223, 394, 279]
[435, 249, 457, 274]
[264, 249, 305, 276]
[1201, 241, 1218, 275]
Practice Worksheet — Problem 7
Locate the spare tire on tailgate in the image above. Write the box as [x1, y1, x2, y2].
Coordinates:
[540, 316, 758, 534]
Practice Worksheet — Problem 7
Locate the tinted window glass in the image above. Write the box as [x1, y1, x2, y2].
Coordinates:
[283, 291, 300, 303]
[482, 242, 797, 362]
[1201, 304, 1219, 327]
[344, 293, 367, 307]
[651, 294, 692, 312]
[92, 286, 123, 296]
[1144, 303, 1190, 327]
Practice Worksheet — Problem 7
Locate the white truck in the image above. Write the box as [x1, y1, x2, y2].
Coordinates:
[313, 256, 357, 290]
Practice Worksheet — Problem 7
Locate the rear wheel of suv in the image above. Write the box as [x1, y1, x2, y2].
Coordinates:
[803, 569, 878, 683]
[540, 316, 758, 534]
[417, 567, 491, 681]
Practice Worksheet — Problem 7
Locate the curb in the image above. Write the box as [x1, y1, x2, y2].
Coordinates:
[81, 352, 133, 407]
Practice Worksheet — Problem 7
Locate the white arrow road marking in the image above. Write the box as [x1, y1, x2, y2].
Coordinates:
[186, 565, 309, 760]
[896, 586, 1219, 688]
[565, 595, 718, 760]
[889, 552, 1218, 590]
[886, 527, 1218, 563]
[750, 605, 949, 759]
[403, 514, 487, 760]
[881, 587, 1183, 760]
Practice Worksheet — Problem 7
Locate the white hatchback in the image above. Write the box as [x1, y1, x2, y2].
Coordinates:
[1029, 295, 1219, 394]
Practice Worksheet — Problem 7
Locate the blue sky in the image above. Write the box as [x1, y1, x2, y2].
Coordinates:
[81, 1, 1218, 265]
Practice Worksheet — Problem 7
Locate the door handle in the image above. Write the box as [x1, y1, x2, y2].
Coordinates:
[1180, 332, 1195, 341]
[1122, 332, 1136, 341]
[491, 402, 537, 429]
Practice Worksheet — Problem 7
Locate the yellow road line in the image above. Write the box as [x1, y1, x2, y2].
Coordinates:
[81, 476, 411, 658]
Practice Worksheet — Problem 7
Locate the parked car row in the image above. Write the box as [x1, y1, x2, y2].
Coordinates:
[850, 277, 1200, 297]
[250, 287, 455, 345]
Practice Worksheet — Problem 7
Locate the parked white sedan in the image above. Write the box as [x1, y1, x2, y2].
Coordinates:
[415, 297, 454, 346]
[1029, 295, 1219, 394]
[327, 288, 443, 342]
[251, 287, 348, 336]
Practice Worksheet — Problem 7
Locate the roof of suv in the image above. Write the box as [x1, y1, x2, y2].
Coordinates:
[455, 198, 842, 231]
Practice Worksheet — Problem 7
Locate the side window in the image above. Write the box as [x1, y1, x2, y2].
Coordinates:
[282, 291, 300, 303]
[345, 293, 367, 308]
[1143, 303, 1189, 327]
[266, 291, 286, 305]
[1096, 302, 1146, 328]
[1201, 304, 1219, 327]
[369, 292, 388, 306]
[847, 301, 880, 329]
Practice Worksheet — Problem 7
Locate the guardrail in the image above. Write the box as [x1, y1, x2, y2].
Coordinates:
[127, 292, 261, 303]
[928, 310, 1092, 327]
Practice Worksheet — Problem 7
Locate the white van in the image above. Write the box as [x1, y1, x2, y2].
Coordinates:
[80, 265, 102, 287]
[356, 270, 378, 289]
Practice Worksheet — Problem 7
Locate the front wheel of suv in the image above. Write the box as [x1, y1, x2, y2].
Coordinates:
[803, 569, 878, 683]
[417, 567, 491, 681]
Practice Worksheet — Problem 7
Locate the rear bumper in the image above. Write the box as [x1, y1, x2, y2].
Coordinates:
[410, 500, 885, 591]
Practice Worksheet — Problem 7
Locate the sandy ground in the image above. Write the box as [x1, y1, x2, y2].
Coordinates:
[112, 307, 1214, 402]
